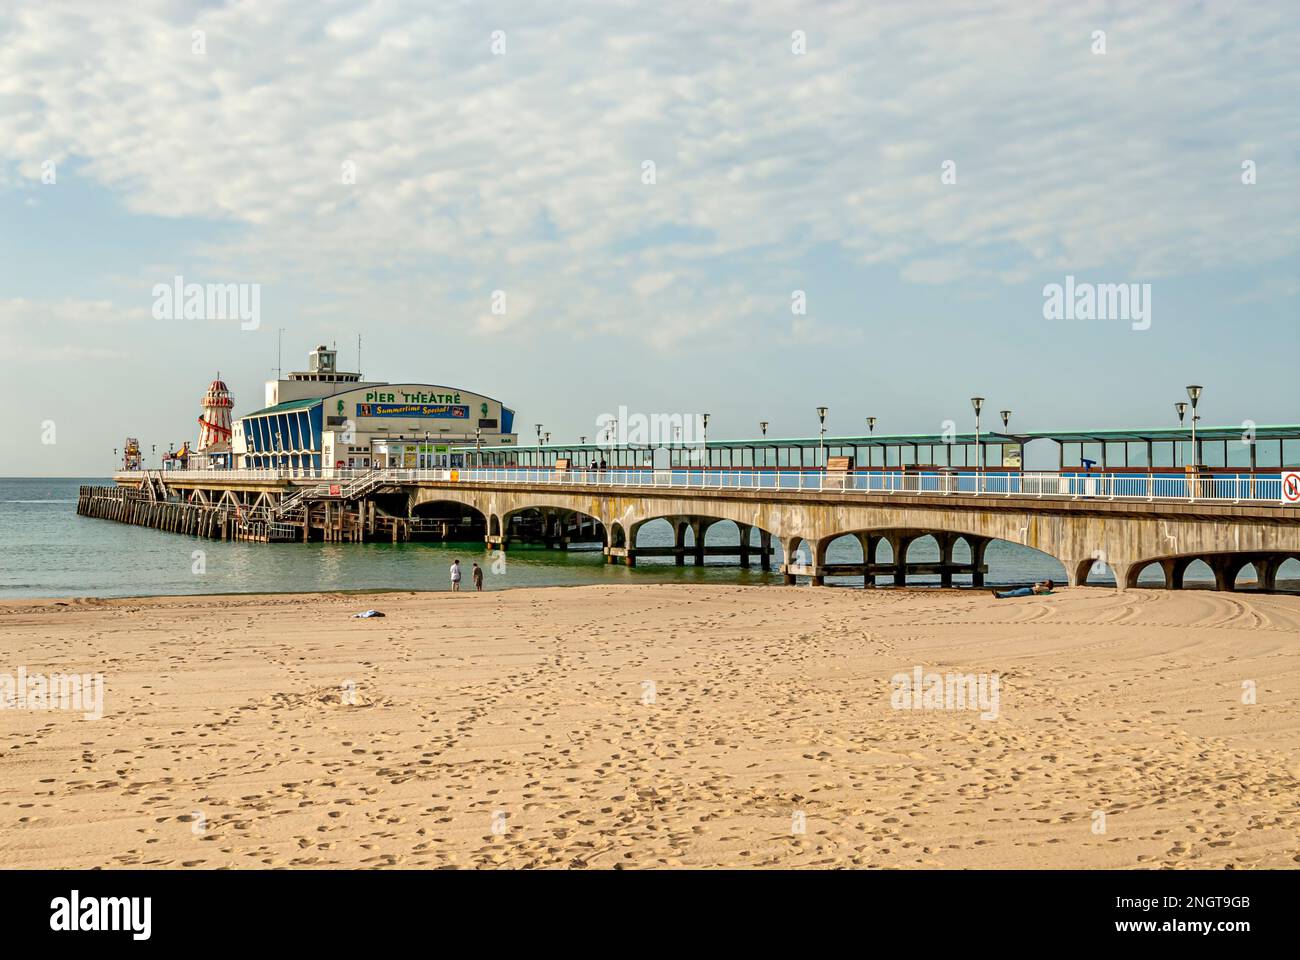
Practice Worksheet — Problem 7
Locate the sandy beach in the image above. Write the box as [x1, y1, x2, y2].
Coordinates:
[1, 584, 1297, 869]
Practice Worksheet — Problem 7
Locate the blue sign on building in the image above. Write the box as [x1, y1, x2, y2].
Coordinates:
[358, 403, 470, 419]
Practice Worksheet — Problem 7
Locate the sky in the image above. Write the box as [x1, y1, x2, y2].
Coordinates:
[1, 0, 1297, 476]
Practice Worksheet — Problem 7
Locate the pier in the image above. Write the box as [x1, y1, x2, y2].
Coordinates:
[88, 460, 1300, 592]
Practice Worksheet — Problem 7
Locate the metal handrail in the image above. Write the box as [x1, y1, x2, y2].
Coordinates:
[111, 467, 1292, 506]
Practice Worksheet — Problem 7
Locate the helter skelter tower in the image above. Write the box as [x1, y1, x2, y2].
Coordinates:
[197, 375, 234, 456]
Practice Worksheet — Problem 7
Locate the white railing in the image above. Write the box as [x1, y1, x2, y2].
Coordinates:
[112, 467, 1291, 506]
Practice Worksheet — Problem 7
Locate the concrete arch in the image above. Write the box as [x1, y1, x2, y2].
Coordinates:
[609, 521, 628, 549]
[409, 487, 492, 517]
[801, 525, 1000, 588]
[409, 496, 488, 541]
[401, 482, 1300, 592]
[497, 502, 607, 550]
[1234, 560, 1262, 590]
[614, 512, 778, 570]
[1117, 550, 1300, 592]
[411, 498, 486, 518]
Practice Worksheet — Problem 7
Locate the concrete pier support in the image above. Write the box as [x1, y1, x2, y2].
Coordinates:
[759, 530, 773, 571]
[1210, 556, 1240, 592]
[689, 518, 715, 566]
[737, 522, 753, 568]
[1159, 556, 1193, 589]
[936, 532, 959, 587]
[857, 533, 880, 586]
[886, 533, 918, 586]
[674, 520, 688, 566]
[781, 536, 803, 585]
[1258, 556, 1283, 592]
[966, 536, 990, 588]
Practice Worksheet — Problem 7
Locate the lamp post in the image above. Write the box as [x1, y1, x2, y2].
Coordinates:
[999, 410, 1013, 470]
[1186, 385, 1203, 468]
[1175, 402, 1188, 468]
[759, 421, 768, 437]
[971, 397, 985, 476]
[702, 413, 711, 468]
[817, 406, 828, 466]
[867, 417, 876, 433]
[475, 427, 482, 467]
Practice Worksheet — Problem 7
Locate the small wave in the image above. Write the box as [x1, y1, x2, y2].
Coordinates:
[1, 499, 78, 504]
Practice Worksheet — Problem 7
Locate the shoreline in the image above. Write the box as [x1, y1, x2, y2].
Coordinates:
[3, 576, 1298, 606]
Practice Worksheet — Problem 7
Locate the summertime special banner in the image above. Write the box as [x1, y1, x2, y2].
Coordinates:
[357, 403, 470, 419]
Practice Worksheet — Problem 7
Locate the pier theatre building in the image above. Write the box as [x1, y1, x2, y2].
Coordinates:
[231, 344, 518, 472]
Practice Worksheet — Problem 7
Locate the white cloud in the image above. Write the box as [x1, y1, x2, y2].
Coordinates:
[0, 0, 1296, 352]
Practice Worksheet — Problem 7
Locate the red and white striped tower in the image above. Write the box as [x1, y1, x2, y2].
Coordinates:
[197, 375, 234, 454]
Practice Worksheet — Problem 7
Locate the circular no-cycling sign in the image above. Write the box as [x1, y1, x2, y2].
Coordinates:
[1283, 471, 1300, 504]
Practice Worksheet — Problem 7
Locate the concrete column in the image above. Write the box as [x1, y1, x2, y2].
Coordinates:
[887, 533, 917, 586]
[1210, 556, 1238, 592]
[781, 536, 803, 585]
[691, 519, 713, 566]
[1159, 558, 1177, 589]
[967, 536, 990, 588]
[1258, 556, 1282, 592]
[759, 530, 773, 571]
[862, 534, 880, 587]
[937, 532, 958, 587]
[810, 537, 833, 586]
[674, 521, 688, 566]
[736, 522, 752, 568]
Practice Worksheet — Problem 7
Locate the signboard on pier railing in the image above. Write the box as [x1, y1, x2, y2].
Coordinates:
[1283, 471, 1300, 505]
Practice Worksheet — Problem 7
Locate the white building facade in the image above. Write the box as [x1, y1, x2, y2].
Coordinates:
[231, 345, 517, 473]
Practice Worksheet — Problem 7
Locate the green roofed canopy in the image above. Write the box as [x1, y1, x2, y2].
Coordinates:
[239, 398, 324, 418]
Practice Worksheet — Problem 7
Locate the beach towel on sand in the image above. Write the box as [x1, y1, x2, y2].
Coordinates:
[352, 610, 386, 618]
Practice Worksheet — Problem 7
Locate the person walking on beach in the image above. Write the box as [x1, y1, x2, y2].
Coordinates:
[450, 559, 462, 592]
[472, 562, 483, 592]
[992, 579, 1054, 599]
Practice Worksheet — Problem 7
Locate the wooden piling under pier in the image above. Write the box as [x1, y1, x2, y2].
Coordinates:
[76, 485, 297, 542]
[78, 484, 408, 545]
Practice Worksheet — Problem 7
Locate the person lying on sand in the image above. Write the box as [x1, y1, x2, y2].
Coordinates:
[992, 579, 1054, 599]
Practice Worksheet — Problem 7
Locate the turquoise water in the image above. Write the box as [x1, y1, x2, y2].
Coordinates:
[1, 476, 1252, 600]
